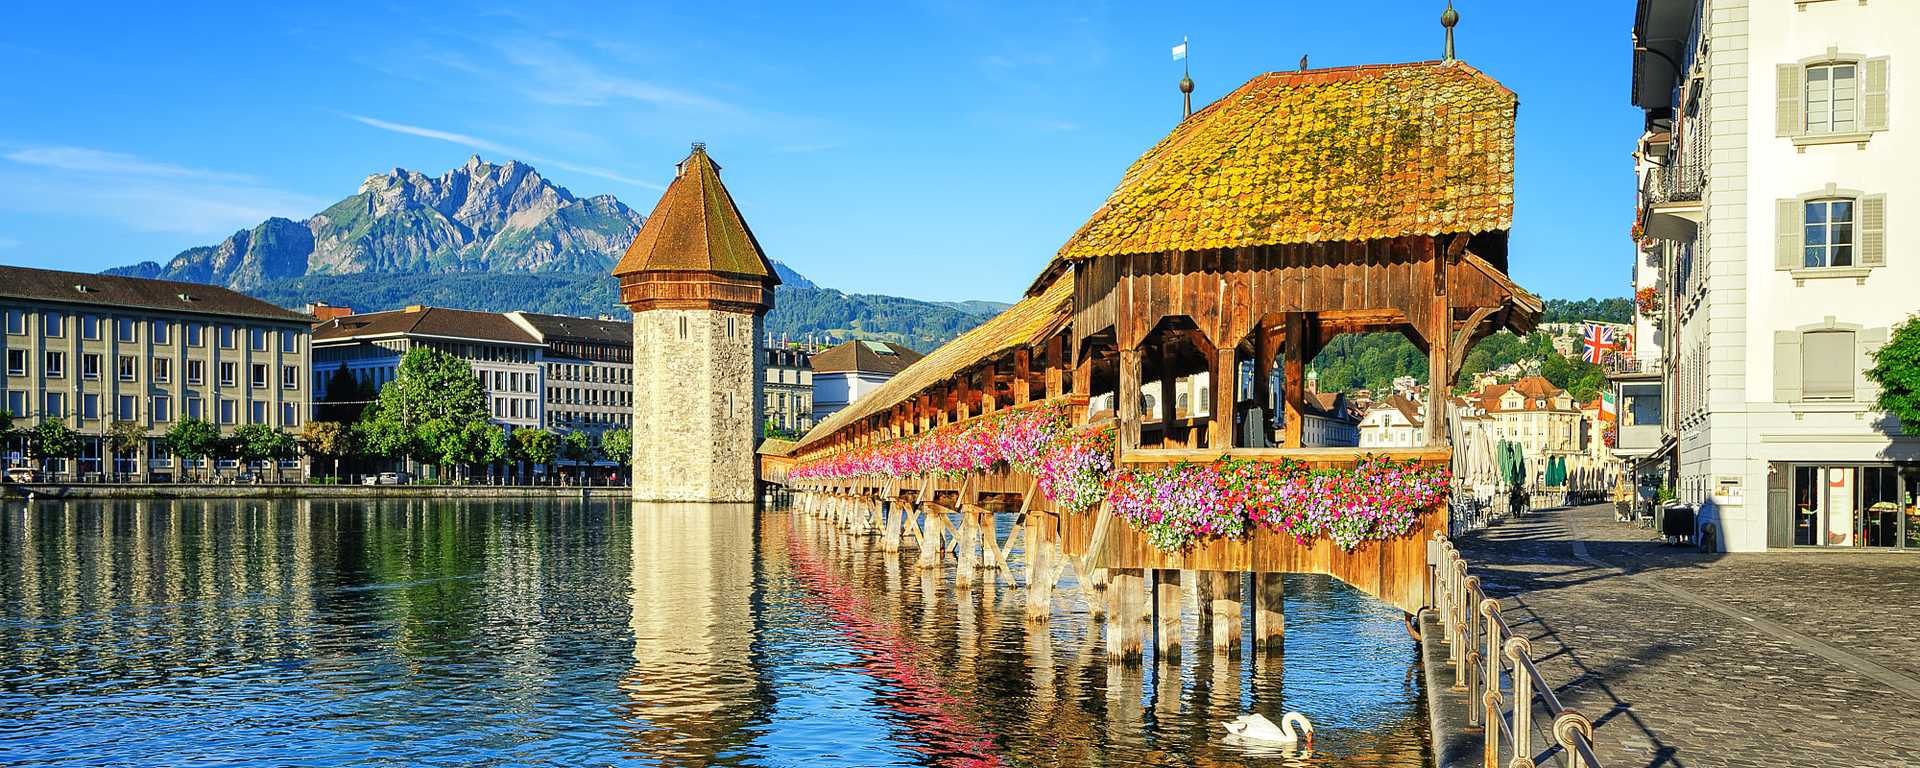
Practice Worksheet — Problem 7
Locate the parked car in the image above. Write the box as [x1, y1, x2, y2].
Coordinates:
[368, 468, 414, 485]
[5, 468, 39, 483]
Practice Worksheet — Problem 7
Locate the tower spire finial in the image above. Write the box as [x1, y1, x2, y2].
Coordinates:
[1441, 1, 1459, 61]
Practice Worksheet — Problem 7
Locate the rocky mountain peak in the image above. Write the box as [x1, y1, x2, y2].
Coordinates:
[116, 158, 646, 289]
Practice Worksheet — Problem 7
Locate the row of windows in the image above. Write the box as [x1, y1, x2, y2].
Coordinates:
[547, 386, 631, 408]
[548, 411, 632, 428]
[547, 362, 632, 385]
[2, 311, 300, 353]
[491, 397, 539, 421]
[4, 351, 297, 389]
[5, 390, 301, 427]
[485, 369, 538, 394]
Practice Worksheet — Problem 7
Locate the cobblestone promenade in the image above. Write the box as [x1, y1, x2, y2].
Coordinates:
[1456, 504, 1920, 768]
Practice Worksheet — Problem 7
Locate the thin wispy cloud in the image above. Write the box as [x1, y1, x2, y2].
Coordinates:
[495, 39, 734, 113]
[4, 146, 256, 183]
[347, 114, 663, 190]
[0, 146, 326, 236]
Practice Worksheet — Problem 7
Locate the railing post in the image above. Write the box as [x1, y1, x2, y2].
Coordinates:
[1452, 560, 1470, 690]
[1505, 636, 1535, 768]
[1554, 711, 1596, 768]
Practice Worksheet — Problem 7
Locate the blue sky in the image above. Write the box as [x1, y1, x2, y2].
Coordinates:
[0, 1, 1639, 303]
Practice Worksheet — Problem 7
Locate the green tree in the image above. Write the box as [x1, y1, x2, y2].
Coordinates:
[423, 419, 502, 482]
[512, 428, 558, 481]
[600, 428, 632, 469]
[29, 418, 82, 474]
[354, 347, 489, 474]
[316, 364, 372, 423]
[234, 423, 297, 481]
[301, 420, 352, 481]
[163, 418, 221, 481]
[104, 420, 146, 481]
[1868, 315, 1920, 431]
[560, 430, 594, 479]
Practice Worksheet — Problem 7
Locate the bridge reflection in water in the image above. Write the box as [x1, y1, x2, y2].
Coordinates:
[0, 499, 1427, 767]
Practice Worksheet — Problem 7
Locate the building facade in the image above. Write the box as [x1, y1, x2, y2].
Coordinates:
[1359, 395, 1426, 449]
[0, 266, 313, 480]
[1458, 377, 1585, 486]
[1633, 0, 1919, 550]
[810, 340, 924, 422]
[763, 342, 816, 437]
[614, 144, 779, 503]
[312, 306, 635, 437]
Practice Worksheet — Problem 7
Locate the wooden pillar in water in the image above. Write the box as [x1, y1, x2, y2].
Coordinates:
[1105, 568, 1147, 664]
[1209, 571, 1243, 657]
[1025, 517, 1054, 623]
[1153, 569, 1183, 662]
[918, 505, 944, 570]
[882, 500, 903, 553]
[1254, 572, 1285, 652]
[955, 511, 978, 589]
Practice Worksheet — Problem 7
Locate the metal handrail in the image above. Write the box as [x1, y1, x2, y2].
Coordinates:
[1432, 533, 1603, 768]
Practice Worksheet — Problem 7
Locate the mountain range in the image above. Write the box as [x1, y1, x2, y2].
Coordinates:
[107, 157, 1009, 351]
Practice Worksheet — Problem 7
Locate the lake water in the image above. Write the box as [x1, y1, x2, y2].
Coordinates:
[0, 499, 1429, 767]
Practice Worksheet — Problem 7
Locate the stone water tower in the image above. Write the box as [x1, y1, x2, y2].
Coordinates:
[613, 144, 779, 502]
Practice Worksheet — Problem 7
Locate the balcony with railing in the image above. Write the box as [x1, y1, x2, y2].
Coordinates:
[1643, 160, 1702, 205]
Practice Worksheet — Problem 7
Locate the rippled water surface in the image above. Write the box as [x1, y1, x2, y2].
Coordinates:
[0, 499, 1429, 766]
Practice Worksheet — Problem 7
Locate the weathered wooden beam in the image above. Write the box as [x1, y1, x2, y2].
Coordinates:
[1209, 571, 1243, 658]
[1154, 569, 1183, 662]
[1254, 572, 1285, 652]
[1105, 568, 1147, 664]
[1118, 348, 1142, 452]
[1281, 313, 1307, 448]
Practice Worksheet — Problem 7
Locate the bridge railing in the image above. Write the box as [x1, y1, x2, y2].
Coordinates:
[1432, 534, 1603, 768]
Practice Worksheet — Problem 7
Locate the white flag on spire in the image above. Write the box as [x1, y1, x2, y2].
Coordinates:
[1171, 39, 1187, 61]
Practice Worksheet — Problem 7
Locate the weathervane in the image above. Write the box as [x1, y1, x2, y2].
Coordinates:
[1442, 1, 1459, 61]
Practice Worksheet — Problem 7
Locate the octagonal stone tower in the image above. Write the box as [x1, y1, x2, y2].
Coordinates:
[614, 144, 779, 502]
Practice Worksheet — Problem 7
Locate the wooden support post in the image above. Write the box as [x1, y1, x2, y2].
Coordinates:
[1044, 335, 1065, 399]
[1071, 341, 1093, 403]
[1282, 313, 1307, 448]
[1013, 349, 1032, 405]
[1210, 346, 1236, 450]
[1254, 572, 1285, 652]
[1427, 236, 1452, 446]
[1154, 569, 1183, 662]
[1118, 348, 1142, 451]
[1194, 568, 1213, 629]
[1209, 571, 1243, 658]
[980, 364, 997, 415]
[918, 505, 944, 570]
[1025, 520, 1054, 623]
[955, 512, 977, 589]
[1105, 568, 1147, 664]
[882, 500, 903, 553]
[1155, 339, 1176, 448]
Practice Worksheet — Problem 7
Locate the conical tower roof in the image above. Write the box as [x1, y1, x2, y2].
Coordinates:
[613, 144, 779, 282]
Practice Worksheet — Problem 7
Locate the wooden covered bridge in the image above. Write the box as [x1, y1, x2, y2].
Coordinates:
[763, 58, 1540, 663]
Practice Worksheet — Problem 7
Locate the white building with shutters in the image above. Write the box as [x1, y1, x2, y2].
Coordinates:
[1632, 0, 1919, 552]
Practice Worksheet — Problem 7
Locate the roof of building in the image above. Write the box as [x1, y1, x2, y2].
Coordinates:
[311, 305, 542, 346]
[1381, 394, 1426, 428]
[0, 265, 311, 323]
[509, 311, 630, 345]
[810, 339, 926, 375]
[1473, 376, 1575, 413]
[757, 438, 797, 457]
[1054, 61, 1516, 262]
[612, 146, 779, 282]
[796, 275, 1075, 452]
[1303, 391, 1359, 424]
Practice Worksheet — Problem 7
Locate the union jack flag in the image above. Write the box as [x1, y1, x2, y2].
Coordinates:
[1582, 323, 1619, 364]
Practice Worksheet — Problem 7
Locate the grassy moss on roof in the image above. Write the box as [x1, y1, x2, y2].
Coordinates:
[1056, 60, 1516, 261]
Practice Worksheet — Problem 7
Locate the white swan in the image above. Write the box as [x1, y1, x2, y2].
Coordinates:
[1221, 711, 1313, 747]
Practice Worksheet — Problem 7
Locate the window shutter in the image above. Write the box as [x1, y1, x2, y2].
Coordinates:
[1863, 57, 1890, 132]
[1860, 193, 1887, 267]
[1802, 331, 1856, 399]
[1777, 64, 1803, 137]
[1859, 327, 1889, 403]
[1774, 331, 1802, 403]
[1776, 199, 1802, 270]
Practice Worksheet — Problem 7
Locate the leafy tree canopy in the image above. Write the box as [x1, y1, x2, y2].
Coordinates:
[164, 419, 222, 462]
[600, 428, 632, 466]
[30, 418, 82, 460]
[513, 428, 559, 467]
[1868, 315, 1920, 431]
